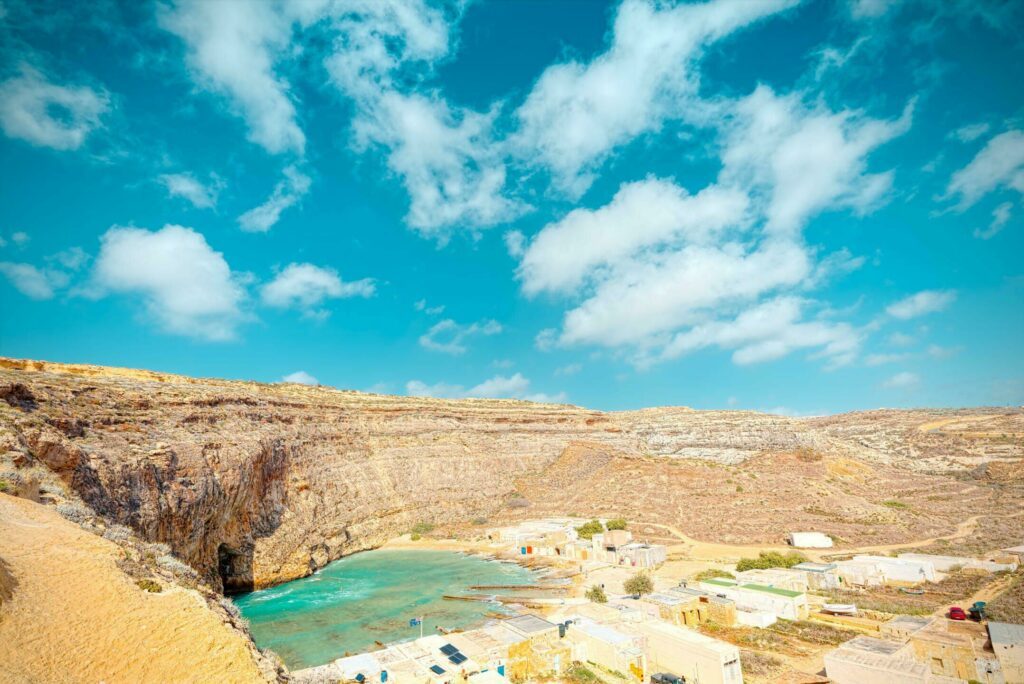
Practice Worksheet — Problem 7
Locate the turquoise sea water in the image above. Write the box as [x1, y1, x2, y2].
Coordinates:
[231, 549, 537, 670]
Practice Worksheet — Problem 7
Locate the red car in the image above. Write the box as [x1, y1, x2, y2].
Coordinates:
[948, 606, 967, 620]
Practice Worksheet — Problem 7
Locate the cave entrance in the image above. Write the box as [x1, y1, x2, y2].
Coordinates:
[217, 543, 253, 595]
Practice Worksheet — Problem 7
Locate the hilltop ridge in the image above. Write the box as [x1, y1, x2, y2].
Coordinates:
[1, 356, 1021, 593]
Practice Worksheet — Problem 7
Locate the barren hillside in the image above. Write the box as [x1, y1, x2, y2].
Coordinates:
[1, 357, 1021, 592]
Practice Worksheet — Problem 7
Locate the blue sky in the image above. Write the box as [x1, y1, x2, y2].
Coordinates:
[0, 0, 1022, 414]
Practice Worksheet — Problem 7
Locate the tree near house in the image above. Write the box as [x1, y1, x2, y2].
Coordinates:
[624, 572, 654, 597]
[585, 585, 608, 603]
[605, 518, 628, 530]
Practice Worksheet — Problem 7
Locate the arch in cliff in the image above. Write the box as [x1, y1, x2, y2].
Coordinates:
[217, 543, 254, 594]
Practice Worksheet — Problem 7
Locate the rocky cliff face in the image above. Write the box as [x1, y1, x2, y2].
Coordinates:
[1, 357, 1021, 591]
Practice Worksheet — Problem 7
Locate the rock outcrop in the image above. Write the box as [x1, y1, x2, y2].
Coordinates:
[1, 357, 1021, 591]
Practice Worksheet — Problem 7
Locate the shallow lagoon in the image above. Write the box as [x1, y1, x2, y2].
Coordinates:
[231, 549, 537, 670]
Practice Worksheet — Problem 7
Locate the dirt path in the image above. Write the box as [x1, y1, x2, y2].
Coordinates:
[0, 494, 268, 684]
[646, 510, 1024, 566]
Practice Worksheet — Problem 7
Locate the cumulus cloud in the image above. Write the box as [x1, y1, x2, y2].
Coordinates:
[158, 172, 223, 209]
[946, 130, 1024, 208]
[512, 0, 797, 195]
[406, 372, 566, 403]
[158, 0, 305, 155]
[11, 232, 29, 246]
[512, 83, 910, 369]
[518, 179, 749, 296]
[865, 352, 910, 366]
[238, 165, 311, 232]
[659, 297, 862, 368]
[886, 290, 956, 319]
[719, 85, 912, 236]
[0, 65, 108, 150]
[90, 225, 247, 340]
[351, 91, 524, 238]
[282, 370, 318, 385]
[261, 262, 375, 319]
[0, 262, 59, 299]
[418, 318, 502, 355]
[882, 370, 919, 389]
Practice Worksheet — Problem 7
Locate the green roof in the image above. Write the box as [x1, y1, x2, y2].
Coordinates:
[740, 583, 802, 598]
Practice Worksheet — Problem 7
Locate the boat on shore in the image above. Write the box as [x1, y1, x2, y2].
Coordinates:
[822, 603, 858, 615]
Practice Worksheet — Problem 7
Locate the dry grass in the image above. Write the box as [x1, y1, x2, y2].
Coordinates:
[821, 569, 994, 615]
[986, 571, 1024, 623]
[767, 620, 859, 646]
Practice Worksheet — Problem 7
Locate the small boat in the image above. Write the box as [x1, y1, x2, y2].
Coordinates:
[822, 603, 858, 615]
[900, 588, 925, 595]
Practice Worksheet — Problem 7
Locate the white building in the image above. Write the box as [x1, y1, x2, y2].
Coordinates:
[835, 559, 887, 587]
[852, 555, 938, 584]
[788, 531, 834, 548]
[897, 552, 1018, 574]
[624, 620, 743, 684]
[734, 568, 809, 593]
[697, 578, 808, 621]
[791, 562, 842, 590]
[564, 617, 646, 678]
[825, 636, 930, 684]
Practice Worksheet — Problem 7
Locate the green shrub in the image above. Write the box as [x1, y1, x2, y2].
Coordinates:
[693, 569, 735, 582]
[882, 500, 909, 510]
[576, 520, 605, 540]
[623, 572, 654, 597]
[605, 518, 628, 531]
[585, 585, 608, 603]
[136, 579, 162, 593]
[410, 533, 422, 541]
[410, 522, 435, 535]
[471, 517, 488, 526]
[735, 551, 808, 572]
[566, 663, 600, 683]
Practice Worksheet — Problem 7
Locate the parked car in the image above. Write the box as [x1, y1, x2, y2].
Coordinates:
[948, 606, 967, 620]
[651, 674, 685, 684]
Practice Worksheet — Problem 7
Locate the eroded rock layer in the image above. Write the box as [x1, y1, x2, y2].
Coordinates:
[1, 357, 1021, 590]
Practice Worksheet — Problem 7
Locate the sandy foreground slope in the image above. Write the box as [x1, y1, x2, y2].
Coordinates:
[0, 493, 265, 684]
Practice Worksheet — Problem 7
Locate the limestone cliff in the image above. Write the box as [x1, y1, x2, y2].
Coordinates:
[1, 357, 1020, 591]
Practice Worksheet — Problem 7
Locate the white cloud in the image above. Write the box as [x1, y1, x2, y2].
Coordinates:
[950, 122, 991, 143]
[512, 0, 797, 195]
[158, 172, 222, 209]
[90, 225, 247, 341]
[882, 370, 919, 389]
[158, 0, 305, 155]
[0, 66, 108, 150]
[886, 290, 956, 319]
[555, 363, 583, 377]
[414, 299, 445, 315]
[350, 90, 523, 238]
[848, 0, 900, 19]
[11, 231, 29, 246]
[503, 230, 525, 258]
[238, 165, 311, 232]
[418, 318, 502, 355]
[511, 83, 910, 369]
[719, 85, 912, 236]
[282, 370, 318, 385]
[659, 297, 861, 368]
[260, 262, 376, 321]
[261, 262, 374, 319]
[518, 178, 748, 296]
[865, 352, 910, 366]
[887, 331, 915, 347]
[48, 246, 88, 271]
[0, 262, 58, 299]
[406, 372, 566, 403]
[974, 201, 1013, 240]
[946, 130, 1024, 208]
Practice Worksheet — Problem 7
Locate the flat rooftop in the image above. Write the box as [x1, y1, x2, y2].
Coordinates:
[989, 622, 1024, 646]
[503, 614, 557, 636]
